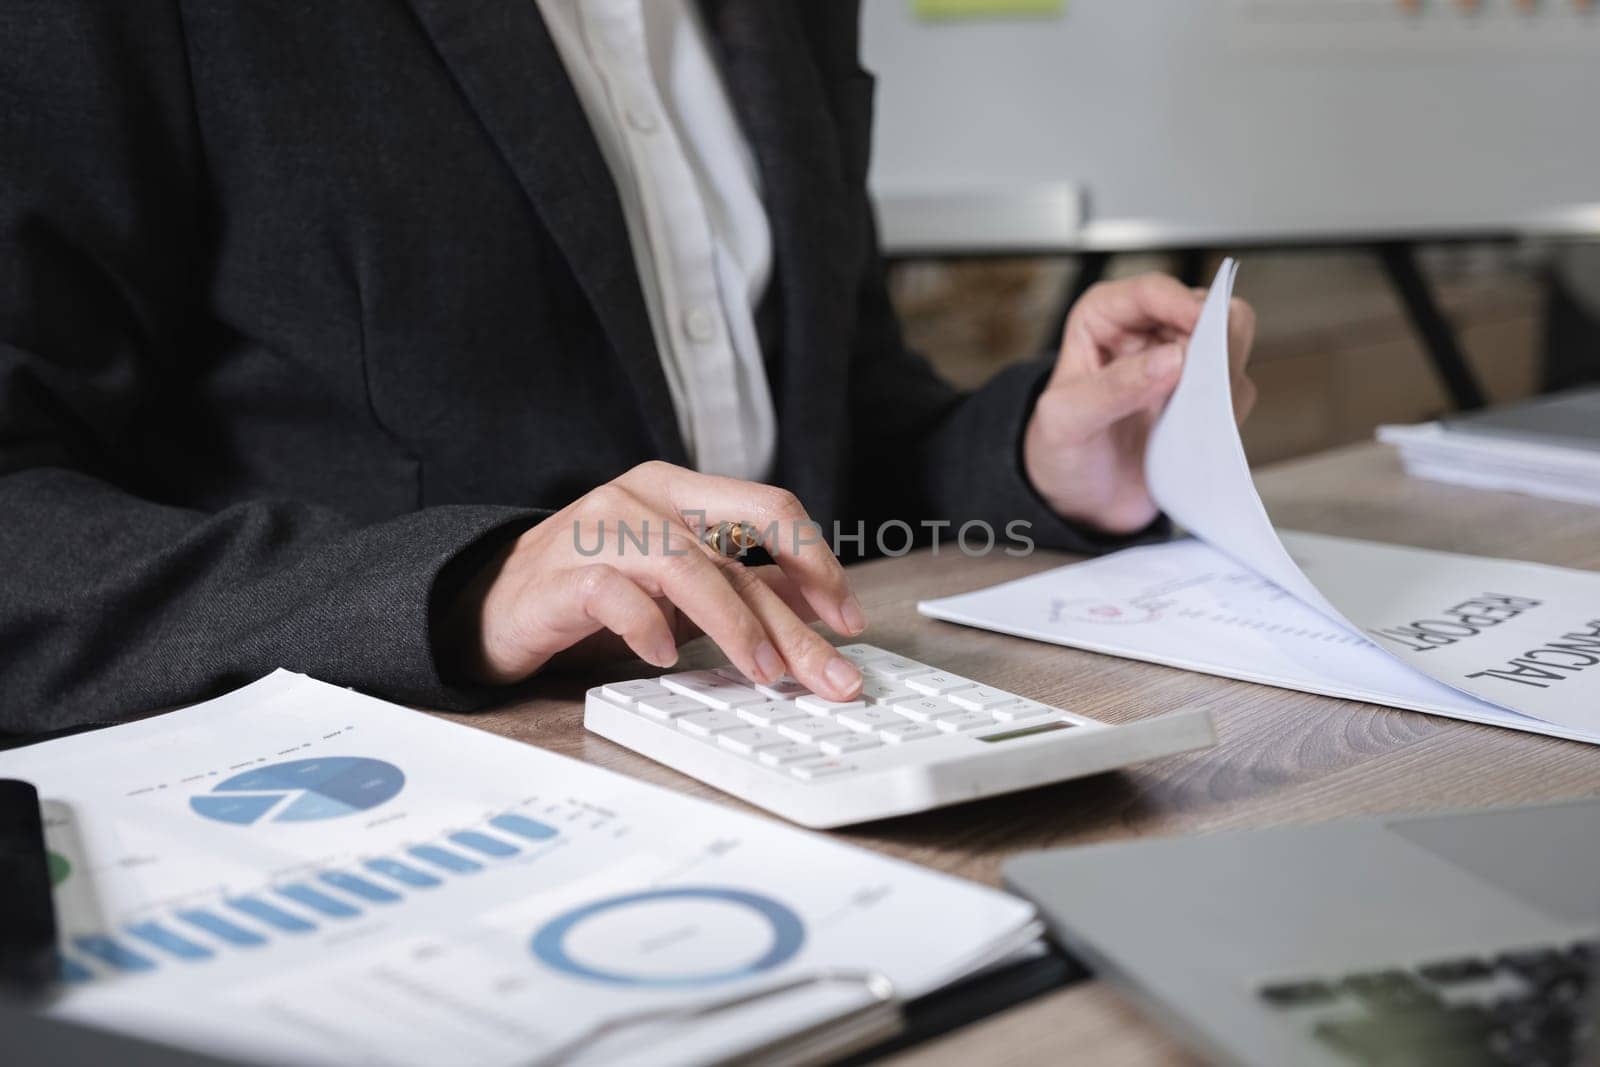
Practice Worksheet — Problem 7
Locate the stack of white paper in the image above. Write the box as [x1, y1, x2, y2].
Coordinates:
[3, 672, 1039, 1066]
[1378, 420, 1600, 507]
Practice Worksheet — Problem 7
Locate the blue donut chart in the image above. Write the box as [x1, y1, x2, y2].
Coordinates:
[531, 887, 805, 988]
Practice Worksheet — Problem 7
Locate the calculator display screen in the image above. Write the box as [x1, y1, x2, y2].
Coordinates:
[976, 721, 1072, 743]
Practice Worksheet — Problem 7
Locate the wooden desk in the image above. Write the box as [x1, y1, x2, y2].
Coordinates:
[434, 442, 1600, 1066]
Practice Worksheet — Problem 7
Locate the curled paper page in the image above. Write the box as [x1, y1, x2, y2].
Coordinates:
[1145, 260, 1344, 623]
[1144, 261, 1600, 733]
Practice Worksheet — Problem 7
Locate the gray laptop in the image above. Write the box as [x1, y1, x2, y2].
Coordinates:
[1005, 798, 1600, 1066]
[1442, 386, 1600, 453]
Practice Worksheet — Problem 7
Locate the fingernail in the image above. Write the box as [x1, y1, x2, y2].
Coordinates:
[825, 656, 861, 697]
[840, 595, 867, 635]
[754, 641, 785, 684]
[1147, 346, 1183, 380]
[650, 640, 679, 668]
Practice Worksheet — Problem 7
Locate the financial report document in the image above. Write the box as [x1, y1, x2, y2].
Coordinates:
[2, 673, 1038, 1066]
[919, 537, 1591, 740]
[923, 260, 1600, 743]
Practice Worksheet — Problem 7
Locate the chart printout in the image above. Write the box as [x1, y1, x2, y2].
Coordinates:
[1, 673, 1037, 1066]
[916, 537, 1600, 740]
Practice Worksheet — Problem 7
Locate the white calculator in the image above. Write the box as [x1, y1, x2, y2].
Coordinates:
[584, 643, 1216, 828]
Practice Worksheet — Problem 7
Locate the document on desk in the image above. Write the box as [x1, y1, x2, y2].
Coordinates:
[0, 673, 1039, 1066]
[922, 259, 1600, 743]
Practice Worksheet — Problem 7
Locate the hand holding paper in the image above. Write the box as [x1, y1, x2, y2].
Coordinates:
[926, 260, 1600, 742]
[1022, 273, 1257, 534]
[1145, 260, 1600, 733]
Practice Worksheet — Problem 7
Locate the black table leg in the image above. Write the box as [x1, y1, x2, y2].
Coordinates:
[1375, 242, 1488, 411]
[1175, 248, 1211, 288]
[1045, 251, 1112, 348]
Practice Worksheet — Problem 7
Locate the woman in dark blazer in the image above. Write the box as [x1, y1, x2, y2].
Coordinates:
[0, 1, 1254, 731]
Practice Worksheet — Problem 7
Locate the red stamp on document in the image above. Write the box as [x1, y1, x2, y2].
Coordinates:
[1048, 598, 1161, 625]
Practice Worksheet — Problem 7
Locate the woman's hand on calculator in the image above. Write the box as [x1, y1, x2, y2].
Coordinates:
[440, 462, 867, 700]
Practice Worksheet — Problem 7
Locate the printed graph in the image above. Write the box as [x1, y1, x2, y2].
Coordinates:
[61, 807, 563, 983]
[189, 757, 405, 825]
[531, 887, 806, 988]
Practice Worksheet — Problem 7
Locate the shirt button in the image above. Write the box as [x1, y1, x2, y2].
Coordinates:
[624, 95, 658, 134]
[682, 305, 718, 343]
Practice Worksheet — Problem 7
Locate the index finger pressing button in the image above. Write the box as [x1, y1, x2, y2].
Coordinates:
[834, 644, 890, 665]
[860, 657, 933, 681]
[754, 677, 808, 700]
[795, 693, 865, 716]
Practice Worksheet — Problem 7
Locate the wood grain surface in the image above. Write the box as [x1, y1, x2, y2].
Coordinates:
[429, 443, 1600, 1066]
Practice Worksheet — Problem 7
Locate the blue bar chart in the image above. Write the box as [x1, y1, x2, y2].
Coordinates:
[59, 806, 563, 981]
[409, 845, 483, 874]
[491, 813, 560, 841]
[179, 909, 268, 947]
[277, 882, 362, 919]
[365, 858, 441, 888]
[320, 871, 402, 904]
[127, 921, 214, 961]
[229, 896, 317, 933]
[450, 830, 519, 858]
[75, 934, 156, 973]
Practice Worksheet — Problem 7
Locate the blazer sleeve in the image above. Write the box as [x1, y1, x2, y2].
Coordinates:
[836, 122, 1166, 553]
[0, 5, 540, 733]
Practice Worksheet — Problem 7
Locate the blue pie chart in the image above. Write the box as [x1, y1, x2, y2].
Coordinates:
[531, 887, 805, 988]
[190, 757, 405, 825]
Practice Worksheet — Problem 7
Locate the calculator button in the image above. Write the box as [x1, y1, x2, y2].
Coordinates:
[661, 671, 767, 708]
[753, 677, 808, 700]
[717, 726, 789, 755]
[860, 657, 934, 681]
[979, 716, 1070, 739]
[902, 672, 975, 696]
[936, 710, 999, 733]
[601, 679, 673, 705]
[835, 707, 908, 733]
[860, 678, 915, 705]
[795, 694, 866, 715]
[777, 717, 851, 743]
[834, 644, 890, 665]
[757, 742, 823, 766]
[636, 694, 711, 721]
[991, 699, 1060, 722]
[675, 709, 748, 737]
[821, 734, 883, 756]
[947, 686, 1018, 711]
[987, 713, 1061, 732]
[789, 758, 857, 780]
[735, 701, 807, 727]
[879, 722, 940, 744]
[891, 695, 964, 722]
[711, 666, 754, 685]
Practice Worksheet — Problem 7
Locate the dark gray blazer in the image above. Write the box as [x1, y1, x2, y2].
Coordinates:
[0, 1, 1117, 733]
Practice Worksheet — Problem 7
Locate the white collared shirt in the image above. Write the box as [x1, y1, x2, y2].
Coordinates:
[536, 0, 777, 482]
